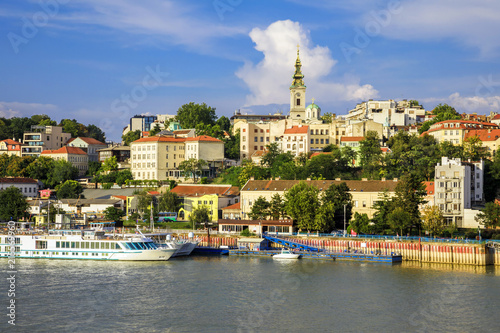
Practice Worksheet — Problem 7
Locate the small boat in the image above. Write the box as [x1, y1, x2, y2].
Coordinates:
[273, 248, 300, 259]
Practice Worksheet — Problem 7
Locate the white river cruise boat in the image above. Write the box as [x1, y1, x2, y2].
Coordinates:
[0, 229, 177, 261]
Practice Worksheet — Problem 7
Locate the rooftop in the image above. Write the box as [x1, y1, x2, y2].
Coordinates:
[242, 179, 399, 192]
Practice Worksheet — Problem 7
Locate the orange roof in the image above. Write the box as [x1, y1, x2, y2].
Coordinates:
[66, 138, 75, 144]
[424, 181, 434, 195]
[41, 146, 87, 155]
[222, 202, 240, 210]
[252, 150, 266, 157]
[170, 184, 238, 197]
[1, 139, 22, 150]
[425, 120, 498, 134]
[284, 126, 308, 134]
[492, 114, 500, 120]
[147, 191, 160, 196]
[133, 136, 186, 143]
[341, 136, 364, 142]
[463, 129, 500, 141]
[142, 131, 149, 137]
[184, 135, 222, 142]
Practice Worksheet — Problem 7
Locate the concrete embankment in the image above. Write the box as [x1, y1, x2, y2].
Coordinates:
[279, 238, 499, 266]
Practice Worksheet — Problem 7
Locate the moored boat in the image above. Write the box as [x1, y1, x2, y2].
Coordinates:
[0, 229, 176, 261]
[273, 248, 301, 259]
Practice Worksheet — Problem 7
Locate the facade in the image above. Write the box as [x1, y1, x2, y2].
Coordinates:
[434, 157, 484, 228]
[346, 99, 426, 127]
[184, 135, 225, 177]
[283, 125, 309, 156]
[130, 115, 157, 133]
[219, 219, 293, 235]
[21, 125, 71, 157]
[170, 184, 239, 222]
[98, 145, 131, 163]
[0, 177, 40, 197]
[240, 179, 399, 220]
[463, 129, 500, 157]
[422, 120, 499, 145]
[41, 146, 88, 176]
[58, 199, 123, 215]
[130, 136, 186, 181]
[0, 139, 22, 156]
[67, 137, 107, 162]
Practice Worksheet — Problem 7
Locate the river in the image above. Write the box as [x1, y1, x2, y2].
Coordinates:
[2, 256, 499, 332]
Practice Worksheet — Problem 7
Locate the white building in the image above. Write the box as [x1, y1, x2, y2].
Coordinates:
[434, 157, 484, 228]
[0, 177, 40, 197]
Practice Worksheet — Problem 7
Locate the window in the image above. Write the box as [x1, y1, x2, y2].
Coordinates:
[266, 137, 269, 142]
[296, 98, 300, 106]
[242, 136, 246, 142]
[260, 137, 263, 142]
[254, 146, 257, 150]
[254, 137, 258, 142]
[260, 129, 264, 133]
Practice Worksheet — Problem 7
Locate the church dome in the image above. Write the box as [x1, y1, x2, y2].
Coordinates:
[306, 103, 321, 111]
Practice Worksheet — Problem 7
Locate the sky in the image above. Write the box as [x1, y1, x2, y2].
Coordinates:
[1, 0, 500, 142]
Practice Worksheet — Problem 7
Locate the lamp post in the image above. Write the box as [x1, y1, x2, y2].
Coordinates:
[343, 204, 346, 237]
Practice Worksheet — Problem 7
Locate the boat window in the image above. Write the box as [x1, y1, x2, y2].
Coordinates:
[56, 241, 60, 248]
[115, 243, 121, 249]
[137, 242, 146, 250]
[71, 242, 75, 248]
[75, 242, 79, 249]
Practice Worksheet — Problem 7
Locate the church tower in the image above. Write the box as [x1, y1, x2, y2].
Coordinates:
[290, 45, 306, 121]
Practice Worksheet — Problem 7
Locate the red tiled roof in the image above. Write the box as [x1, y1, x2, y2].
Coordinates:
[1, 139, 22, 150]
[222, 202, 240, 210]
[424, 120, 499, 134]
[463, 129, 500, 141]
[0, 177, 37, 184]
[142, 131, 149, 137]
[66, 138, 75, 144]
[184, 135, 222, 142]
[252, 150, 266, 157]
[147, 191, 160, 196]
[41, 146, 87, 155]
[340, 136, 364, 142]
[424, 181, 434, 195]
[133, 136, 186, 143]
[170, 184, 236, 197]
[284, 126, 309, 134]
[75, 137, 106, 145]
[492, 114, 500, 120]
[111, 195, 128, 201]
[309, 152, 331, 159]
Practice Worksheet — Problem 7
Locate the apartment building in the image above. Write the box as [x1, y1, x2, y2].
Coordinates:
[422, 120, 498, 145]
[346, 99, 426, 127]
[434, 157, 484, 228]
[21, 125, 71, 157]
[0, 139, 22, 156]
[130, 136, 186, 181]
[463, 129, 500, 157]
[41, 146, 89, 176]
[67, 137, 107, 162]
[0, 177, 40, 197]
[240, 179, 399, 220]
[283, 125, 309, 156]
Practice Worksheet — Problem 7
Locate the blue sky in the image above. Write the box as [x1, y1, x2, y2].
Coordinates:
[1, 0, 500, 141]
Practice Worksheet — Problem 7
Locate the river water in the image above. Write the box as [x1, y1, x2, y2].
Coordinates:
[2, 256, 499, 333]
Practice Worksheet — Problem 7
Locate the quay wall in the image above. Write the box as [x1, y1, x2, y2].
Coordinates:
[277, 238, 497, 266]
[173, 232, 499, 266]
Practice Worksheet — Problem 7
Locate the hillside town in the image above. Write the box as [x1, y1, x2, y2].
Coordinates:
[1, 48, 500, 239]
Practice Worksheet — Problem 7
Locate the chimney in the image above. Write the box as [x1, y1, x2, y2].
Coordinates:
[250, 177, 255, 181]
[306, 178, 311, 181]
[381, 178, 386, 181]
[362, 178, 367, 181]
[335, 178, 341, 181]
[393, 178, 398, 182]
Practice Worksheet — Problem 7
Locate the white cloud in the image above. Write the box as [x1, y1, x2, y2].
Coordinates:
[55, 0, 245, 49]
[0, 101, 58, 118]
[367, 0, 500, 56]
[236, 20, 378, 108]
[422, 93, 500, 114]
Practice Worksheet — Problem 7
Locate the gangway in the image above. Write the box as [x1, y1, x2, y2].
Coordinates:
[263, 234, 322, 252]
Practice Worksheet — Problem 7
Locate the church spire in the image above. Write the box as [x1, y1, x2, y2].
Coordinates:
[291, 44, 305, 88]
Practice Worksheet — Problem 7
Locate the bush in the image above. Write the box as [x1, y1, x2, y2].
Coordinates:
[102, 182, 113, 189]
[240, 229, 255, 237]
[200, 177, 208, 184]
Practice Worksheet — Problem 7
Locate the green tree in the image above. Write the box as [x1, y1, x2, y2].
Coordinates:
[223, 129, 240, 160]
[249, 196, 270, 220]
[321, 182, 353, 230]
[122, 130, 141, 146]
[48, 160, 79, 187]
[149, 123, 162, 136]
[136, 191, 155, 219]
[394, 174, 427, 232]
[175, 102, 217, 129]
[87, 161, 101, 178]
[320, 112, 334, 123]
[350, 212, 372, 234]
[462, 135, 489, 161]
[238, 160, 267, 187]
[115, 170, 133, 185]
[359, 131, 382, 179]
[101, 156, 118, 173]
[261, 142, 281, 168]
[9, 117, 36, 141]
[158, 191, 180, 213]
[86, 124, 106, 143]
[56, 180, 83, 199]
[269, 193, 286, 220]
[371, 190, 395, 233]
[179, 158, 207, 183]
[284, 181, 320, 232]
[103, 206, 125, 223]
[216, 116, 231, 132]
[60, 119, 86, 137]
[421, 205, 445, 236]
[419, 104, 461, 134]
[0, 187, 29, 221]
[189, 206, 210, 229]
[475, 202, 500, 228]
[388, 206, 413, 236]
[26, 156, 55, 186]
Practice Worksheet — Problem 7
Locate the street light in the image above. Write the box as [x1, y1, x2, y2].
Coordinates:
[343, 204, 346, 237]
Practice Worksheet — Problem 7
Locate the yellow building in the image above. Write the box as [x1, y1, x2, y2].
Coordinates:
[0, 139, 22, 156]
[422, 120, 498, 145]
[41, 146, 88, 176]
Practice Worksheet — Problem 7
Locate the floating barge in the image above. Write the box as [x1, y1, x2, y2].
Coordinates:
[228, 249, 402, 263]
